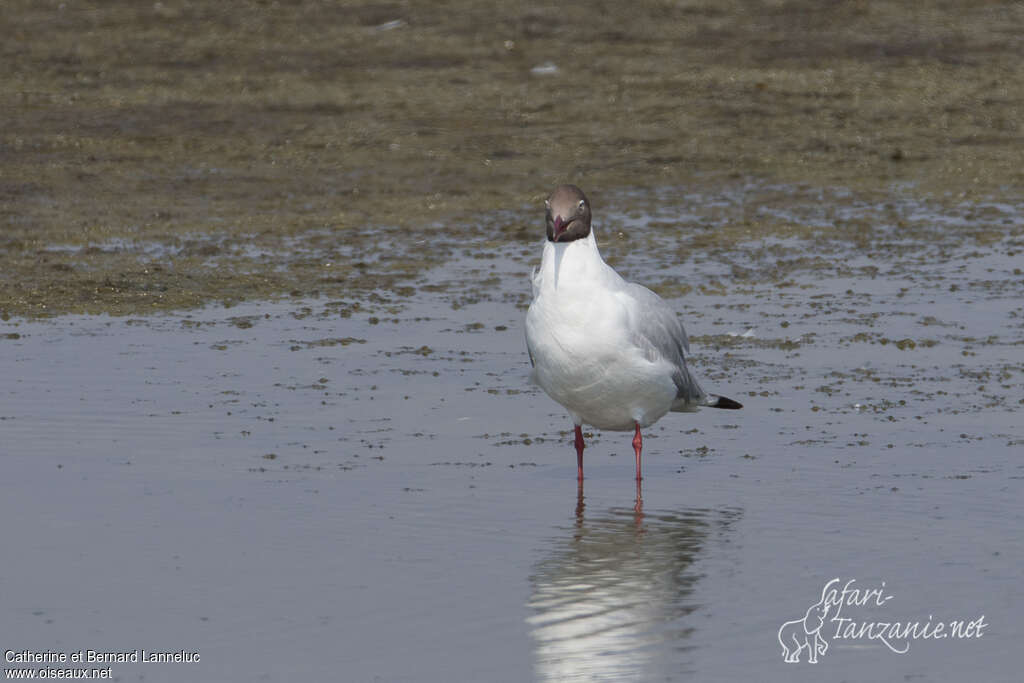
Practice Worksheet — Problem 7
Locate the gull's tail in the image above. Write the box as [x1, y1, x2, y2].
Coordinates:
[706, 394, 743, 409]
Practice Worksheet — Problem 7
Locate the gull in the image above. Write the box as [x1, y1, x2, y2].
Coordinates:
[525, 185, 742, 481]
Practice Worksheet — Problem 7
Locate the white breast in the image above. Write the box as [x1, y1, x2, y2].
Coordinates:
[525, 234, 679, 431]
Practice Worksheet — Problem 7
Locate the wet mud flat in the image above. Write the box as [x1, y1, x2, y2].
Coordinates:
[2, 185, 1022, 681]
[3, 0, 1024, 317]
[3, 0, 1024, 678]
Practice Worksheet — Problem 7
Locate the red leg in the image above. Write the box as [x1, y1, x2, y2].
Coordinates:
[632, 422, 643, 481]
[574, 425, 585, 481]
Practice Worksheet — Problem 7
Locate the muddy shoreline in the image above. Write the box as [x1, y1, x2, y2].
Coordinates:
[3, 0, 1022, 317]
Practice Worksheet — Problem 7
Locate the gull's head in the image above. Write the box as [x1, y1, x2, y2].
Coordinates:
[545, 184, 591, 243]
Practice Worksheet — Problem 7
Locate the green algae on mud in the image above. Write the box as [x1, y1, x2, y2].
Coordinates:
[2, 0, 1023, 317]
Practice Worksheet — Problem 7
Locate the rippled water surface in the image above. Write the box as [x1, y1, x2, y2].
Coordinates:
[2, 188, 1022, 681]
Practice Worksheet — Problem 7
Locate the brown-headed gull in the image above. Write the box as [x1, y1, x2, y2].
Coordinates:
[525, 185, 742, 481]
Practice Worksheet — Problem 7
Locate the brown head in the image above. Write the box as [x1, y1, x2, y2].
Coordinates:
[545, 184, 592, 243]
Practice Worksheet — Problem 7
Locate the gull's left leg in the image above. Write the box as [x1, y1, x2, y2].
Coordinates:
[574, 424, 585, 481]
[632, 422, 643, 481]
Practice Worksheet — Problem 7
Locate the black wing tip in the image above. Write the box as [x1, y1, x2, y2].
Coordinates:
[710, 395, 743, 409]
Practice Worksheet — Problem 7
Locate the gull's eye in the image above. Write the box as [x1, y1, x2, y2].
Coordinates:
[578, 199, 586, 210]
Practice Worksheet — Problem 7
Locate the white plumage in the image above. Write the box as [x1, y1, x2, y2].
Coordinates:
[525, 185, 740, 480]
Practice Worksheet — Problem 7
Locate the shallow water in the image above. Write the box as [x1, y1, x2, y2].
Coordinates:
[2, 188, 1022, 681]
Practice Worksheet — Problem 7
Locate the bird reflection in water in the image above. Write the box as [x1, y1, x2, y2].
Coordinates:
[529, 482, 740, 681]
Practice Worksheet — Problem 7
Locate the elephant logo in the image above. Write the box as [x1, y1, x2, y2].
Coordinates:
[778, 578, 839, 663]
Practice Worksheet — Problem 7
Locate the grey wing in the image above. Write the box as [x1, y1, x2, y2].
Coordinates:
[623, 283, 706, 407]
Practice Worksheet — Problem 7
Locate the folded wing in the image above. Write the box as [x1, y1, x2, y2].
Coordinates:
[619, 283, 706, 409]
